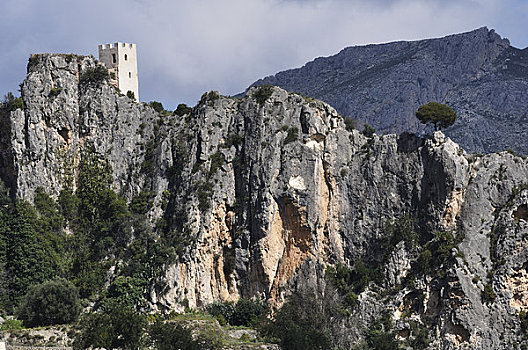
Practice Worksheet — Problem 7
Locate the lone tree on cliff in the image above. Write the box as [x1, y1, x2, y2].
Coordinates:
[416, 102, 457, 131]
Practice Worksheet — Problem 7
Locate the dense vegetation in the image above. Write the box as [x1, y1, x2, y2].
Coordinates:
[0, 150, 174, 318]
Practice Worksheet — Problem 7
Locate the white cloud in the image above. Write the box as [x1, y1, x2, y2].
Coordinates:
[0, 0, 526, 108]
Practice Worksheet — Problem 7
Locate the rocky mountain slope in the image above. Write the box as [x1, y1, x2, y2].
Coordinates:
[250, 27, 528, 155]
[1, 54, 528, 348]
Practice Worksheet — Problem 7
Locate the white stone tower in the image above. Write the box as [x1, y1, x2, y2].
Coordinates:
[98, 42, 139, 100]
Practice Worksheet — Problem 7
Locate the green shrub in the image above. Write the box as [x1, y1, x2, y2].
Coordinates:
[207, 298, 268, 327]
[417, 249, 432, 275]
[344, 117, 356, 131]
[0, 319, 24, 331]
[254, 85, 274, 105]
[197, 181, 214, 212]
[17, 278, 81, 328]
[284, 127, 299, 145]
[48, 87, 62, 98]
[207, 301, 235, 324]
[129, 191, 154, 215]
[366, 312, 399, 350]
[262, 292, 332, 350]
[80, 65, 109, 85]
[73, 304, 147, 350]
[224, 134, 245, 148]
[385, 214, 418, 251]
[408, 321, 431, 349]
[126, 90, 136, 101]
[174, 103, 192, 116]
[148, 320, 199, 350]
[231, 298, 269, 327]
[209, 152, 225, 177]
[100, 276, 146, 311]
[482, 283, 496, 304]
[362, 123, 376, 138]
[148, 101, 165, 113]
[2, 92, 24, 112]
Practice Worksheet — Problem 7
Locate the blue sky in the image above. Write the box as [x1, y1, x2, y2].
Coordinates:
[1, 0, 527, 109]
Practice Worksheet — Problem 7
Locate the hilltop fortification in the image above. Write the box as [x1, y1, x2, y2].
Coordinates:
[1, 39, 528, 348]
[98, 42, 139, 100]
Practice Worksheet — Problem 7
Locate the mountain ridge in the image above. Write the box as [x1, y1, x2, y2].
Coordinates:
[250, 27, 528, 155]
[1, 48, 528, 348]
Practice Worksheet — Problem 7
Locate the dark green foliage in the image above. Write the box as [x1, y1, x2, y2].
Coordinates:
[140, 139, 157, 178]
[201, 91, 221, 104]
[0, 183, 65, 312]
[99, 276, 146, 311]
[79, 65, 109, 85]
[520, 311, 528, 333]
[33, 188, 70, 276]
[17, 278, 81, 328]
[254, 85, 274, 105]
[1, 92, 24, 112]
[122, 217, 175, 286]
[207, 298, 268, 327]
[408, 321, 431, 349]
[209, 151, 225, 177]
[174, 103, 192, 116]
[416, 102, 457, 131]
[207, 301, 235, 325]
[417, 249, 432, 275]
[129, 191, 154, 215]
[1, 150, 174, 313]
[224, 134, 245, 148]
[126, 90, 136, 101]
[326, 260, 380, 310]
[231, 298, 269, 327]
[148, 101, 165, 113]
[482, 283, 496, 304]
[71, 152, 134, 298]
[1, 200, 56, 309]
[148, 320, 199, 350]
[366, 312, 399, 350]
[344, 117, 356, 131]
[197, 181, 214, 212]
[284, 127, 299, 144]
[415, 230, 462, 276]
[385, 214, 419, 251]
[73, 304, 147, 350]
[362, 123, 376, 137]
[48, 87, 62, 98]
[262, 293, 333, 350]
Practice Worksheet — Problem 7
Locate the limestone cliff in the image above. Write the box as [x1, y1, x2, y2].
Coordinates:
[251, 27, 528, 155]
[2, 54, 528, 348]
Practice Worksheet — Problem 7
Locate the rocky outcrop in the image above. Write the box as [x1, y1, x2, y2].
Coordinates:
[4, 53, 159, 202]
[250, 27, 528, 155]
[2, 55, 528, 348]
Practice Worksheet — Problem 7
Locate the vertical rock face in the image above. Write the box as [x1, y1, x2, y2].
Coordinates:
[3, 55, 528, 348]
[250, 27, 528, 155]
[7, 53, 158, 202]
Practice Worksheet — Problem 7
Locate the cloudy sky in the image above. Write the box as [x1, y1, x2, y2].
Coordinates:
[1, 0, 527, 109]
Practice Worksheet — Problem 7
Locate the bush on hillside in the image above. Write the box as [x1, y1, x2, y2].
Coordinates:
[17, 278, 81, 328]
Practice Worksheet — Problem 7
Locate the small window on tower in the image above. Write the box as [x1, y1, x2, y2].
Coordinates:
[129, 72, 132, 78]
[124, 54, 128, 61]
[112, 54, 116, 64]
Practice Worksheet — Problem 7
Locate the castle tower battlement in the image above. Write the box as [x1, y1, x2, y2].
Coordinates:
[98, 42, 139, 100]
